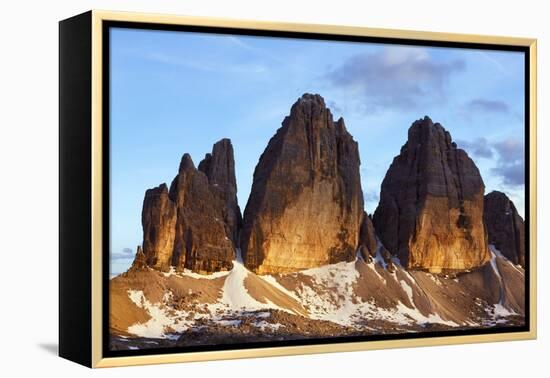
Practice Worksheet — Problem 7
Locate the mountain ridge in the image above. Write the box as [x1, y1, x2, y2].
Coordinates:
[113, 93, 526, 349]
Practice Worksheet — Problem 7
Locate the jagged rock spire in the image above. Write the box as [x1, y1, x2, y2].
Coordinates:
[133, 139, 241, 274]
[484, 190, 525, 267]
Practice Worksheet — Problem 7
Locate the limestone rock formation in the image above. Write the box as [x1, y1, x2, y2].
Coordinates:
[141, 184, 176, 271]
[198, 139, 242, 245]
[484, 191, 525, 267]
[358, 212, 377, 262]
[373, 116, 490, 273]
[129, 245, 148, 271]
[169, 153, 236, 273]
[133, 139, 241, 274]
[241, 93, 364, 274]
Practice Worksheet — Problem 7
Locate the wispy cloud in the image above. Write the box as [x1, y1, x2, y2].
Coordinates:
[327, 100, 344, 116]
[226, 36, 254, 50]
[477, 51, 509, 75]
[491, 138, 525, 186]
[111, 247, 135, 260]
[363, 189, 380, 215]
[466, 98, 510, 114]
[326, 46, 465, 111]
[459, 136, 524, 187]
[364, 189, 379, 203]
[146, 51, 269, 74]
[457, 137, 494, 159]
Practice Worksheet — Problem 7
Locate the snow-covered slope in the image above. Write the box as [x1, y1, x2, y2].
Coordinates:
[110, 245, 525, 343]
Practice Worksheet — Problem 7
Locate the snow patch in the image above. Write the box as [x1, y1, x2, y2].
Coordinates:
[162, 266, 229, 280]
[486, 245, 518, 320]
[215, 319, 242, 327]
[208, 249, 300, 316]
[252, 321, 284, 331]
[296, 259, 361, 325]
[400, 280, 415, 308]
[220, 258, 267, 310]
[493, 303, 517, 317]
[289, 256, 459, 328]
[260, 275, 301, 301]
[127, 290, 193, 338]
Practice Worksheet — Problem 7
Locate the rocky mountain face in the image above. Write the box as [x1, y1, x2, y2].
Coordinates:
[169, 152, 237, 273]
[240, 94, 364, 274]
[114, 96, 527, 351]
[373, 116, 490, 273]
[197, 139, 242, 245]
[141, 184, 177, 271]
[111, 243, 525, 350]
[484, 191, 525, 267]
[358, 212, 377, 261]
[135, 139, 241, 274]
[129, 245, 148, 271]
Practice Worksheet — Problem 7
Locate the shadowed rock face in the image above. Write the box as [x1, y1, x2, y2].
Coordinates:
[358, 212, 377, 262]
[484, 191, 525, 267]
[135, 139, 241, 274]
[198, 139, 242, 246]
[373, 116, 490, 273]
[169, 153, 236, 273]
[141, 184, 177, 271]
[241, 93, 364, 274]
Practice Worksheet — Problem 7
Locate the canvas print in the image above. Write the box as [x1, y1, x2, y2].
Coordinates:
[108, 27, 527, 352]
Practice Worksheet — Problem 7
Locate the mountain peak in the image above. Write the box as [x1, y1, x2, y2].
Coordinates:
[178, 153, 195, 172]
[298, 92, 326, 105]
[198, 138, 237, 191]
[484, 191, 525, 267]
[135, 140, 240, 274]
[241, 93, 363, 274]
[374, 118, 489, 273]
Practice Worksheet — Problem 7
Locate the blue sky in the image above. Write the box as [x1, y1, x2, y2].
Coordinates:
[109, 27, 526, 274]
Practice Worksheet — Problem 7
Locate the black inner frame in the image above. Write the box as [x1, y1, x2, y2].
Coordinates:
[102, 20, 531, 359]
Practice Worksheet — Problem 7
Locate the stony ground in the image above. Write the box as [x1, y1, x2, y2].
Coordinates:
[110, 308, 525, 351]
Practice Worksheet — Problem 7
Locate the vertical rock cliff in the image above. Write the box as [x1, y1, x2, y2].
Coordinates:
[198, 139, 242, 245]
[358, 211, 377, 261]
[484, 191, 525, 268]
[169, 153, 236, 273]
[373, 116, 490, 273]
[241, 93, 364, 274]
[134, 139, 241, 273]
[141, 184, 177, 271]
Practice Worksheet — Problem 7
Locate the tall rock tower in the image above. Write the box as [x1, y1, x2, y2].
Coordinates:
[373, 116, 490, 273]
[484, 190, 525, 268]
[135, 139, 241, 273]
[241, 94, 364, 274]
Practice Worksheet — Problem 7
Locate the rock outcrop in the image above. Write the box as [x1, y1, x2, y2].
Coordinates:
[129, 246, 148, 271]
[373, 116, 490, 273]
[358, 212, 377, 262]
[134, 139, 241, 274]
[241, 94, 364, 274]
[198, 139, 242, 245]
[484, 191, 525, 267]
[169, 153, 236, 273]
[141, 184, 177, 271]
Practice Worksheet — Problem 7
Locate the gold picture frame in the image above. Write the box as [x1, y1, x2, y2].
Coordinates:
[59, 9, 537, 368]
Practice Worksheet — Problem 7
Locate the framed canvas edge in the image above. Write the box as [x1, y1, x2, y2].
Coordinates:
[88, 9, 538, 368]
